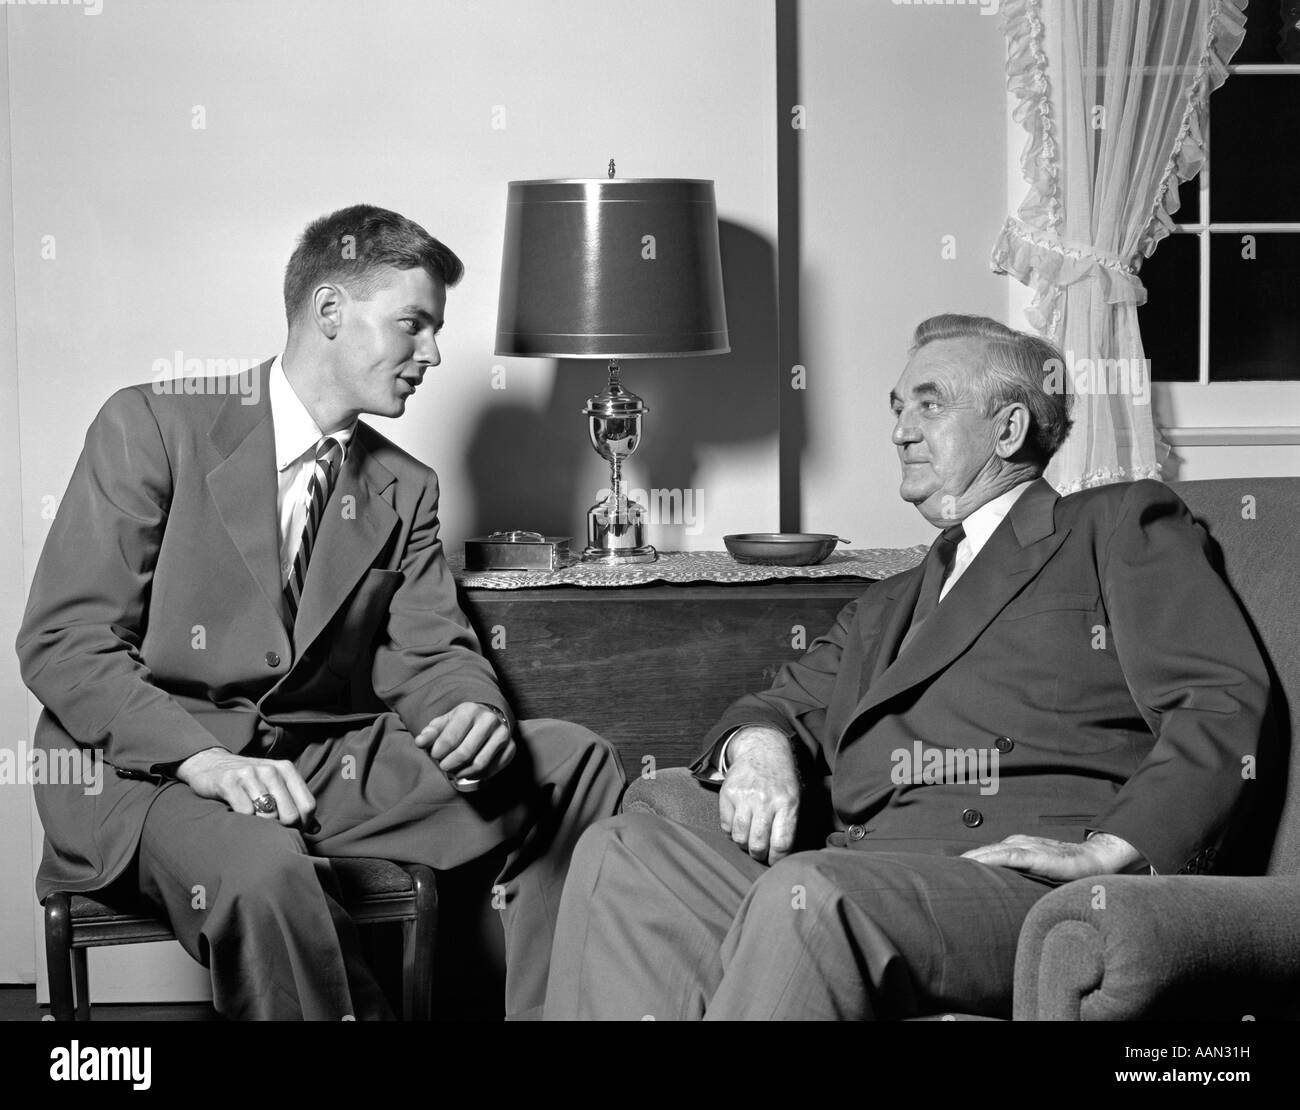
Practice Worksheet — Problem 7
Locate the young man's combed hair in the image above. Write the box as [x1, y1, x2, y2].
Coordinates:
[283, 204, 464, 323]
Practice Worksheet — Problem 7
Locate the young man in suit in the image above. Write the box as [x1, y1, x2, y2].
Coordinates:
[543, 314, 1271, 1020]
[17, 204, 625, 1020]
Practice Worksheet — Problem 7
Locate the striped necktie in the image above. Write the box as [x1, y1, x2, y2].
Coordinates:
[284, 436, 344, 623]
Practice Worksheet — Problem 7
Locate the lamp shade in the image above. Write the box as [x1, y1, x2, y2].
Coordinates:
[494, 178, 730, 359]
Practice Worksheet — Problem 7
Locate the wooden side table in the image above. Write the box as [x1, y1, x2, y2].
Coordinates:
[456, 578, 869, 777]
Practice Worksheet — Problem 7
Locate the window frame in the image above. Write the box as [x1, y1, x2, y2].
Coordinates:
[1154, 61, 1300, 448]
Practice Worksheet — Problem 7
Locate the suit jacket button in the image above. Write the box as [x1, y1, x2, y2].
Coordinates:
[847, 824, 867, 841]
[994, 736, 1014, 753]
[265, 651, 281, 667]
[961, 808, 983, 828]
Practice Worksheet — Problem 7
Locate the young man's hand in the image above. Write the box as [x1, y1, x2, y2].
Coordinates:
[176, 747, 317, 829]
[414, 702, 516, 784]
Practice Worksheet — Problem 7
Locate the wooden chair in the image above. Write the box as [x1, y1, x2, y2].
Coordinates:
[43, 857, 438, 1021]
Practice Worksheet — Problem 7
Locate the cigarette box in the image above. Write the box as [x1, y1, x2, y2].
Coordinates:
[464, 531, 572, 571]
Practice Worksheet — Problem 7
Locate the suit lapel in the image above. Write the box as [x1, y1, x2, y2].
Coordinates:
[205, 362, 402, 656]
[205, 361, 285, 623]
[291, 425, 399, 653]
[843, 478, 1067, 736]
[859, 570, 922, 694]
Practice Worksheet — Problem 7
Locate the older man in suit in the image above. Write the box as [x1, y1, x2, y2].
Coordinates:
[17, 204, 624, 1020]
[543, 314, 1270, 1020]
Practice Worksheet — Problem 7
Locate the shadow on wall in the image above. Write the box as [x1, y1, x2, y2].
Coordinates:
[462, 220, 780, 545]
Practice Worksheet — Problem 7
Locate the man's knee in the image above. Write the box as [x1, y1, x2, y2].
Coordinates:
[740, 850, 979, 947]
[575, 809, 656, 853]
[569, 810, 681, 879]
[749, 851, 844, 919]
[515, 718, 625, 794]
[518, 717, 617, 762]
[206, 820, 315, 909]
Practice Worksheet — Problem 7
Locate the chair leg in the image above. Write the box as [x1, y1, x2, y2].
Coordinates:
[73, 949, 91, 1021]
[400, 864, 438, 1021]
[44, 894, 76, 1022]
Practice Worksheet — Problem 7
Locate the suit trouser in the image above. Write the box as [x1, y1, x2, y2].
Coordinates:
[134, 717, 625, 1020]
[543, 811, 1058, 1020]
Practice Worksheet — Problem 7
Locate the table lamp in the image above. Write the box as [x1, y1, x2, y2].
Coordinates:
[494, 166, 729, 563]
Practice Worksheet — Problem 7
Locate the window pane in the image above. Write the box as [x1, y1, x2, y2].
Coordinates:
[1209, 232, 1300, 381]
[1139, 232, 1200, 383]
[1210, 76, 1300, 222]
[1232, 0, 1300, 64]
[1172, 174, 1200, 226]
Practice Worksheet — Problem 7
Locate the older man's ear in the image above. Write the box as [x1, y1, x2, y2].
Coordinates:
[993, 401, 1033, 461]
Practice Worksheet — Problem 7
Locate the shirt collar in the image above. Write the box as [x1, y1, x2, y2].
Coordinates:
[960, 479, 1036, 555]
[269, 355, 357, 471]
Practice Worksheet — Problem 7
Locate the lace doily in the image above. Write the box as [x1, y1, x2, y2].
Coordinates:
[450, 548, 928, 590]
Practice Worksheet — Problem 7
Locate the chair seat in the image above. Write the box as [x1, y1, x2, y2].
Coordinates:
[68, 894, 151, 920]
[64, 856, 417, 925]
[60, 859, 424, 946]
[47, 856, 438, 1020]
[63, 898, 178, 948]
[330, 857, 419, 899]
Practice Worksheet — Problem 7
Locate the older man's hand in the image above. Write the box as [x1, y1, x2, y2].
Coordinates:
[960, 831, 1146, 881]
[720, 727, 801, 864]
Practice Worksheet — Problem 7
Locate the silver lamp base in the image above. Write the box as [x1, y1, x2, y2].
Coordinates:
[582, 501, 658, 564]
[580, 361, 658, 564]
[581, 545, 658, 565]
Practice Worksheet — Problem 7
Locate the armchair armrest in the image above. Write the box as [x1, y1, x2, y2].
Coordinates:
[621, 767, 720, 836]
[1014, 875, 1300, 1020]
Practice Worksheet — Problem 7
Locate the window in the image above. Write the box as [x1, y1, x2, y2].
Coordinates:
[1140, 0, 1300, 385]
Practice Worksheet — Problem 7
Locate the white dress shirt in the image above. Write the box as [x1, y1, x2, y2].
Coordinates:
[938, 480, 1035, 602]
[269, 356, 357, 586]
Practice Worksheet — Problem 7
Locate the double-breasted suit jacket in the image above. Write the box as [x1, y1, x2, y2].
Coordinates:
[693, 478, 1271, 877]
[18, 359, 517, 899]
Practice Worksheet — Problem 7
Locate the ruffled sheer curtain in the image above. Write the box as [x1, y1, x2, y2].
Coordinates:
[991, 0, 1247, 493]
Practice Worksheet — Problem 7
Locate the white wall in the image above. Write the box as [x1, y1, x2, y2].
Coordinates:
[7, 0, 779, 557]
[796, 0, 1011, 549]
[0, 10, 37, 985]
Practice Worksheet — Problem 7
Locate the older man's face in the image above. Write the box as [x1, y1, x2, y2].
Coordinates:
[890, 337, 1004, 525]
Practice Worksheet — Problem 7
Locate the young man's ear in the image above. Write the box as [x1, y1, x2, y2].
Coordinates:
[311, 283, 343, 339]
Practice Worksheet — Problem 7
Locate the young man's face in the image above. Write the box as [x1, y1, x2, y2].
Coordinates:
[332, 265, 446, 420]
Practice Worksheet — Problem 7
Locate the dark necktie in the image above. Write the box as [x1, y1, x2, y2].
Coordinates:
[898, 523, 965, 655]
[284, 436, 343, 623]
